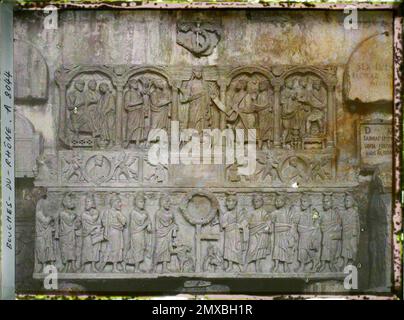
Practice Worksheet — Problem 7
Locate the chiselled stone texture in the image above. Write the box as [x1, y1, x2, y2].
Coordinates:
[12, 9, 393, 292]
[32, 63, 359, 279]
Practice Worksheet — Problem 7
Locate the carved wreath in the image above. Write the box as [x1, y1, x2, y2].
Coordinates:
[179, 190, 220, 225]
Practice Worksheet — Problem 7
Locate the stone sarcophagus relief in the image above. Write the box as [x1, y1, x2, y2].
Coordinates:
[33, 62, 359, 280]
[34, 190, 359, 277]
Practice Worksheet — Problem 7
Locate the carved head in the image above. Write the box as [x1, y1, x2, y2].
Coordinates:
[344, 193, 355, 209]
[289, 157, 298, 168]
[225, 193, 237, 211]
[85, 193, 96, 211]
[62, 192, 76, 210]
[88, 80, 97, 91]
[285, 78, 294, 89]
[135, 192, 146, 210]
[259, 80, 269, 92]
[322, 193, 333, 211]
[154, 79, 166, 91]
[160, 194, 171, 210]
[300, 194, 312, 211]
[247, 79, 259, 95]
[275, 193, 286, 209]
[94, 155, 104, 167]
[299, 77, 308, 89]
[110, 194, 122, 210]
[252, 194, 264, 209]
[192, 67, 203, 79]
[235, 79, 247, 91]
[74, 79, 85, 92]
[99, 83, 110, 94]
[312, 79, 321, 90]
[128, 78, 139, 90]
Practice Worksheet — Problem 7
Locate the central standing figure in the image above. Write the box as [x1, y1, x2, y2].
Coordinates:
[126, 192, 152, 272]
[154, 194, 178, 273]
[220, 193, 248, 272]
[100, 194, 126, 272]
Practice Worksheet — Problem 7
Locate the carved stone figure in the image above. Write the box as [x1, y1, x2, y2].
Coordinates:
[154, 194, 178, 273]
[271, 193, 296, 273]
[179, 68, 208, 133]
[98, 82, 116, 146]
[148, 79, 171, 142]
[63, 151, 85, 182]
[99, 194, 126, 272]
[245, 194, 271, 273]
[124, 78, 146, 147]
[257, 80, 273, 149]
[227, 78, 267, 141]
[33, 153, 55, 181]
[56, 192, 79, 273]
[306, 79, 326, 135]
[172, 240, 195, 273]
[318, 193, 342, 272]
[309, 157, 331, 182]
[125, 192, 152, 272]
[85, 80, 101, 137]
[67, 79, 87, 139]
[202, 244, 223, 272]
[341, 193, 360, 266]
[294, 194, 321, 272]
[112, 152, 138, 181]
[220, 193, 248, 272]
[35, 193, 56, 272]
[281, 78, 299, 148]
[256, 152, 280, 182]
[81, 193, 103, 273]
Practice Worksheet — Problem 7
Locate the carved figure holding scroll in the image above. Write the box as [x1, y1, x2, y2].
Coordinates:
[67, 79, 88, 139]
[148, 79, 171, 142]
[35, 192, 56, 273]
[124, 78, 146, 147]
[220, 193, 248, 272]
[245, 194, 271, 273]
[99, 194, 126, 272]
[294, 194, 321, 272]
[81, 193, 103, 273]
[271, 193, 296, 273]
[179, 67, 207, 134]
[56, 192, 79, 273]
[318, 193, 342, 272]
[98, 82, 116, 146]
[341, 193, 360, 267]
[125, 192, 152, 272]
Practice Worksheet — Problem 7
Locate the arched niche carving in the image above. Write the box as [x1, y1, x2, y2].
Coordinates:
[15, 112, 43, 177]
[122, 66, 173, 147]
[223, 66, 276, 148]
[14, 39, 49, 103]
[278, 67, 336, 150]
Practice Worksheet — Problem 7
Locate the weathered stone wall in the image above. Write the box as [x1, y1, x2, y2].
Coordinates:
[13, 9, 394, 294]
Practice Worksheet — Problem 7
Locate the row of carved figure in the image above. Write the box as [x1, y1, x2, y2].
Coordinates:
[35, 191, 359, 274]
[61, 66, 331, 150]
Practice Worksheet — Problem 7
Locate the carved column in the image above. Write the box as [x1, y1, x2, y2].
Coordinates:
[115, 81, 124, 146]
[327, 83, 336, 148]
[59, 83, 67, 144]
[273, 81, 282, 148]
[218, 79, 227, 130]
